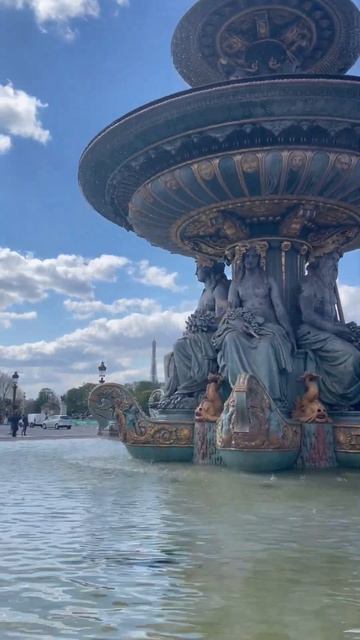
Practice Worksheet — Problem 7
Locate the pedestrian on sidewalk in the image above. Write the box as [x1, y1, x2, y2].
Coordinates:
[21, 415, 28, 436]
[9, 414, 19, 438]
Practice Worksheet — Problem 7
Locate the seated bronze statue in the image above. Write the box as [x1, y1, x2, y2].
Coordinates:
[297, 251, 360, 409]
[213, 246, 296, 407]
[162, 259, 230, 408]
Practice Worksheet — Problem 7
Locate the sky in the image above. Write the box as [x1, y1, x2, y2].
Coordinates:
[0, 0, 359, 398]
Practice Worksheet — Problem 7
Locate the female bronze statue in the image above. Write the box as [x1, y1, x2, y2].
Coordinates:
[297, 251, 360, 408]
[162, 260, 230, 406]
[214, 246, 295, 406]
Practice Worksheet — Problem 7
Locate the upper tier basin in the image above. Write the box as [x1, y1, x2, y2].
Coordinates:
[79, 75, 360, 259]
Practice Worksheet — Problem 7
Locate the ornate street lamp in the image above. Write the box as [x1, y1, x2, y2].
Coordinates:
[98, 361, 107, 384]
[12, 371, 19, 414]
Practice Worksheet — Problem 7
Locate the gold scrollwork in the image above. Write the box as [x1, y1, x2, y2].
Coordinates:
[334, 426, 360, 452]
[126, 423, 193, 447]
[217, 374, 301, 451]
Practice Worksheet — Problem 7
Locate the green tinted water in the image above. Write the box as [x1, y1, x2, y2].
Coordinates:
[0, 439, 359, 639]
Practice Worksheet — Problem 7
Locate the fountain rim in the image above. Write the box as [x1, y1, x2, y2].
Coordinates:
[78, 73, 360, 258]
[79, 73, 360, 165]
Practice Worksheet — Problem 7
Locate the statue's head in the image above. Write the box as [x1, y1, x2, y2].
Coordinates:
[244, 246, 261, 271]
[195, 258, 225, 283]
[232, 241, 269, 278]
[308, 250, 342, 283]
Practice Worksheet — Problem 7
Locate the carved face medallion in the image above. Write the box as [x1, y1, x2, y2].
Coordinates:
[197, 160, 216, 181]
[241, 153, 259, 173]
[289, 151, 306, 170]
[335, 154, 352, 172]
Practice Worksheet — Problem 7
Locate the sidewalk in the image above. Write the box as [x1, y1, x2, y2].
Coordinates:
[0, 424, 98, 441]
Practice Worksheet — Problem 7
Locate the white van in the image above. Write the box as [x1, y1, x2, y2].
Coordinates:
[28, 413, 46, 428]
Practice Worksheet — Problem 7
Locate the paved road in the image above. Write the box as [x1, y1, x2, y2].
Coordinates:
[0, 421, 99, 441]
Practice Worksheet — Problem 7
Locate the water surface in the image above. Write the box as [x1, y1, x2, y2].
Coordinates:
[0, 439, 360, 639]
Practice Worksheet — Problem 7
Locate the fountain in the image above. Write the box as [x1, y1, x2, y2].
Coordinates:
[80, 0, 360, 472]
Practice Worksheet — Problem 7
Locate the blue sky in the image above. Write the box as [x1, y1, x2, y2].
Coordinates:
[0, 0, 359, 398]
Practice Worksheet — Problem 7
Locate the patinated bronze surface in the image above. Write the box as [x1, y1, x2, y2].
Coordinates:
[214, 246, 295, 406]
[216, 373, 301, 451]
[89, 383, 193, 447]
[161, 260, 229, 409]
[172, 0, 360, 86]
[297, 251, 360, 408]
[79, 80, 360, 261]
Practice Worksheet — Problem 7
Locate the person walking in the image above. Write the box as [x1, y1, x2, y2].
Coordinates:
[9, 414, 19, 438]
[21, 415, 28, 436]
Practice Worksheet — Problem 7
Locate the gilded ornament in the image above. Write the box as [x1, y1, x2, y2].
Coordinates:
[335, 427, 360, 451]
[217, 373, 301, 451]
[241, 153, 259, 173]
[89, 382, 194, 447]
[162, 173, 180, 191]
[335, 154, 352, 172]
[292, 373, 331, 424]
[309, 227, 360, 255]
[289, 151, 307, 170]
[231, 240, 269, 270]
[195, 374, 224, 423]
[196, 160, 216, 181]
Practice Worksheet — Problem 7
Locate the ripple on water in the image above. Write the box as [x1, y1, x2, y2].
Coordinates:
[1, 439, 360, 639]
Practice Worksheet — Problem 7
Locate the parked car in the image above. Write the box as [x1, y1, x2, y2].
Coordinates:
[42, 415, 72, 430]
[28, 413, 46, 428]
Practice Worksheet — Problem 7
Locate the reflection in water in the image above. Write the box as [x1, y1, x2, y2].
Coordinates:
[0, 439, 360, 639]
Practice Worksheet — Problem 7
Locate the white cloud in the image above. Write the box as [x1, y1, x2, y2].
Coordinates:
[0, 307, 191, 394]
[0, 0, 129, 37]
[0, 248, 184, 313]
[0, 134, 11, 153]
[0, 0, 99, 23]
[0, 246, 187, 393]
[64, 297, 160, 319]
[0, 310, 37, 328]
[338, 284, 360, 323]
[0, 249, 129, 309]
[0, 82, 49, 152]
[128, 260, 185, 291]
[0, 310, 188, 363]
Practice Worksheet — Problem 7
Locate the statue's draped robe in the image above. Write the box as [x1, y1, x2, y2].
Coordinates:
[163, 277, 229, 398]
[297, 277, 360, 408]
[297, 325, 360, 407]
[165, 332, 218, 395]
[214, 320, 293, 404]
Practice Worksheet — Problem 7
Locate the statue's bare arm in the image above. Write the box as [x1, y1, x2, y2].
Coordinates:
[299, 283, 350, 339]
[215, 280, 231, 318]
[227, 279, 240, 311]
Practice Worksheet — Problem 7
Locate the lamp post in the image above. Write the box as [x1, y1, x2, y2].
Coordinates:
[10, 371, 19, 438]
[12, 371, 19, 415]
[98, 361, 107, 384]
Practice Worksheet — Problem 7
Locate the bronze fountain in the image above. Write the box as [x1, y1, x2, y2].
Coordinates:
[80, 0, 360, 472]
